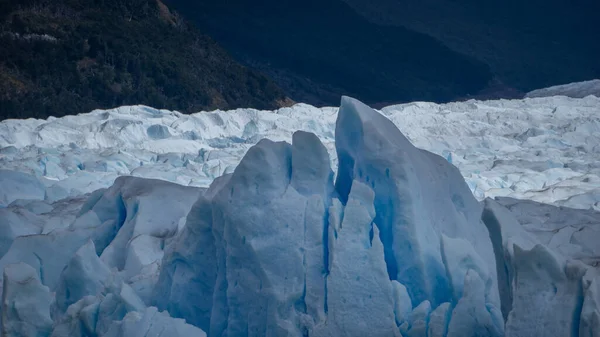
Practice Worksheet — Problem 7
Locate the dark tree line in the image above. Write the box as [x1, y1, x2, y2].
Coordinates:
[0, 0, 288, 120]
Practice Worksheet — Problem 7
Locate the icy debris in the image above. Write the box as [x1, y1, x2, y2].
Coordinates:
[0, 207, 43, 258]
[0, 174, 206, 336]
[50, 245, 152, 337]
[505, 245, 587, 337]
[427, 302, 451, 337]
[8, 199, 53, 215]
[401, 300, 431, 337]
[0, 170, 46, 207]
[446, 269, 503, 337]
[54, 240, 113, 312]
[50, 282, 154, 337]
[0, 228, 97, 294]
[0, 196, 89, 260]
[58, 176, 203, 305]
[482, 197, 598, 337]
[96, 176, 202, 274]
[104, 307, 206, 337]
[494, 197, 600, 270]
[1, 262, 53, 337]
[50, 296, 99, 337]
[580, 271, 600, 337]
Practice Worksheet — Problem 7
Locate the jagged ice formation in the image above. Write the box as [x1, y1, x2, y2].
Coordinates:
[0, 95, 598, 336]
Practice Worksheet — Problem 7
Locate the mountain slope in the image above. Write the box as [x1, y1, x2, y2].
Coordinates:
[163, 0, 494, 106]
[0, 0, 290, 120]
[341, 0, 600, 94]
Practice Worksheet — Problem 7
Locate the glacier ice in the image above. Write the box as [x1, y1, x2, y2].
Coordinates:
[59, 175, 203, 304]
[0, 228, 97, 293]
[391, 280, 413, 326]
[51, 283, 163, 337]
[153, 96, 512, 336]
[50, 296, 100, 337]
[427, 302, 451, 337]
[446, 269, 503, 337]
[0, 174, 207, 336]
[493, 197, 600, 269]
[103, 307, 206, 337]
[0, 206, 43, 258]
[335, 97, 500, 311]
[580, 271, 600, 337]
[312, 181, 400, 337]
[401, 300, 431, 337]
[153, 188, 222, 331]
[481, 197, 600, 337]
[0, 93, 598, 336]
[0, 170, 46, 207]
[169, 132, 335, 336]
[3, 93, 600, 210]
[46, 219, 206, 337]
[54, 240, 113, 312]
[1, 262, 53, 337]
[526, 79, 600, 99]
[481, 198, 538, 320]
[505, 244, 588, 337]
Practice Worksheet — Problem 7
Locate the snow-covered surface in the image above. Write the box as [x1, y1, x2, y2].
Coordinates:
[1, 262, 53, 336]
[0, 93, 599, 336]
[526, 79, 600, 99]
[2, 95, 600, 210]
[495, 197, 600, 268]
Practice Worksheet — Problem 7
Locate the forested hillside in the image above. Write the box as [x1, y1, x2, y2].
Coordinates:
[0, 0, 290, 120]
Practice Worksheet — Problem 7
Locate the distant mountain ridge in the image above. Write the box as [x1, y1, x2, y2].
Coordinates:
[163, 0, 495, 107]
[2, 0, 597, 120]
[163, 0, 600, 106]
[341, 0, 600, 94]
[0, 0, 290, 120]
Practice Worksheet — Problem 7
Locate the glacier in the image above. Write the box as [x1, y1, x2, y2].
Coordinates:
[0, 91, 599, 336]
[156, 97, 505, 336]
[526, 79, 600, 99]
[2, 95, 600, 210]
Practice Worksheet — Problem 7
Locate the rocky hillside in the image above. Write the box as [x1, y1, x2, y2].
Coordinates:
[0, 0, 290, 120]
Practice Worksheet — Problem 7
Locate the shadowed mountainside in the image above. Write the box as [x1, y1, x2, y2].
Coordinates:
[341, 0, 600, 94]
[163, 0, 495, 107]
[0, 0, 290, 120]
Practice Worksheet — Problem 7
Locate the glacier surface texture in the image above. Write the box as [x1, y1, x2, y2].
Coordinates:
[0, 91, 599, 336]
